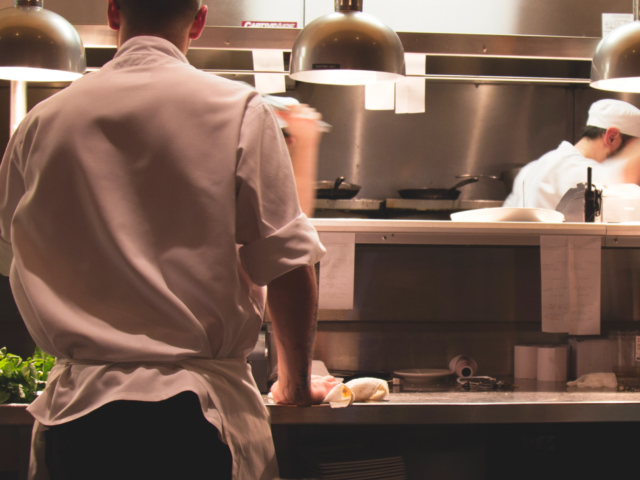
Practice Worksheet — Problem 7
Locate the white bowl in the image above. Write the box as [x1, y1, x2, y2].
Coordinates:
[451, 207, 564, 223]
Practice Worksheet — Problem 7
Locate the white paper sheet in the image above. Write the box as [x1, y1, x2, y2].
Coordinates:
[318, 232, 355, 310]
[602, 13, 634, 37]
[540, 236, 601, 335]
[395, 77, 426, 114]
[253, 73, 286, 94]
[365, 82, 395, 110]
[404, 53, 426, 76]
[251, 49, 285, 72]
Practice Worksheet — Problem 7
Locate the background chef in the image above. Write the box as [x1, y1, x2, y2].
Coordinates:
[504, 99, 640, 210]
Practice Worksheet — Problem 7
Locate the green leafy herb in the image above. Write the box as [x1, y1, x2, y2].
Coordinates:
[0, 346, 56, 404]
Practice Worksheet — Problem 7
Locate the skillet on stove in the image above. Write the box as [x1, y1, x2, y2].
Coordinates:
[398, 176, 480, 200]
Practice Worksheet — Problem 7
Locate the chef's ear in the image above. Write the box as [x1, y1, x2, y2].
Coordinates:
[604, 127, 621, 147]
[188, 5, 208, 40]
[107, 0, 121, 31]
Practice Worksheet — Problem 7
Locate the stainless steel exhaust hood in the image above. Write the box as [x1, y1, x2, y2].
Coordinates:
[18, 0, 624, 38]
[0, 0, 633, 85]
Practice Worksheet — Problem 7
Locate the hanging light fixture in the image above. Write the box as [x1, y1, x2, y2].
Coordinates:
[290, 0, 405, 85]
[0, 0, 85, 135]
[591, 0, 640, 92]
[0, 0, 85, 82]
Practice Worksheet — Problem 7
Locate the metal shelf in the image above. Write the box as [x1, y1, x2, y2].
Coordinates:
[76, 25, 600, 60]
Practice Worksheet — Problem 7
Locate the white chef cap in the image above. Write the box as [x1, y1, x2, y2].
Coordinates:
[587, 99, 640, 138]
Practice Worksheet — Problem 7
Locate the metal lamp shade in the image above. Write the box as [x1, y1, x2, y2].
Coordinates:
[290, 10, 405, 85]
[591, 20, 640, 93]
[0, 2, 86, 82]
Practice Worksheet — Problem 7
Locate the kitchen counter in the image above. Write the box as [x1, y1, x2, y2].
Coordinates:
[265, 380, 640, 425]
[0, 404, 33, 426]
[4, 383, 640, 427]
[309, 218, 640, 247]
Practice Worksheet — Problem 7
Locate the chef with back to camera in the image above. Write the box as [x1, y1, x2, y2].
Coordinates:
[504, 99, 640, 211]
[0, 0, 340, 479]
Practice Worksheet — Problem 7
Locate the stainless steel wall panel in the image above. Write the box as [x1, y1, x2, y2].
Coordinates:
[0, 0, 305, 28]
[205, 0, 303, 28]
[1, 0, 107, 25]
[345, 244, 541, 322]
[313, 321, 569, 376]
[283, 82, 573, 200]
[601, 249, 640, 323]
[306, 0, 632, 37]
[316, 244, 640, 325]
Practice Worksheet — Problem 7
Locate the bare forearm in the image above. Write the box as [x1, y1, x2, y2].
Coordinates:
[288, 140, 319, 218]
[267, 265, 318, 404]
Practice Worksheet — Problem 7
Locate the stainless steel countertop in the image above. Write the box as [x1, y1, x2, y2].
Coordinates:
[4, 382, 640, 427]
[7, 379, 640, 426]
[265, 380, 640, 425]
[308, 218, 640, 247]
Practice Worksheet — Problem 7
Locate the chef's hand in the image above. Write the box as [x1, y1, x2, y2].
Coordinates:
[270, 374, 341, 406]
[275, 104, 323, 146]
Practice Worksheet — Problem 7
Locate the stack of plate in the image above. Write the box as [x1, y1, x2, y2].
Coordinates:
[393, 368, 454, 391]
[302, 444, 406, 480]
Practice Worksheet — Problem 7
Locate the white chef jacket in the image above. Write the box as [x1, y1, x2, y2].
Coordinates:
[0, 36, 325, 480]
[503, 141, 628, 210]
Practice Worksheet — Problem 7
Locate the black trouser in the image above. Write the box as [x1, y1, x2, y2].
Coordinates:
[45, 391, 233, 480]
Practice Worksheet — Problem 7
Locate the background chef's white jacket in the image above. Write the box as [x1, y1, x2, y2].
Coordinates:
[503, 141, 628, 211]
[0, 37, 326, 480]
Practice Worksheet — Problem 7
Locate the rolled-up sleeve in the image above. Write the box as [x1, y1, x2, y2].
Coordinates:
[235, 96, 325, 286]
[0, 132, 25, 276]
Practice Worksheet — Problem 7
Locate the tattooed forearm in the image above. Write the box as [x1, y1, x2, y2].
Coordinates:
[267, 264, 320, 402]
[296, 319, 317, 391]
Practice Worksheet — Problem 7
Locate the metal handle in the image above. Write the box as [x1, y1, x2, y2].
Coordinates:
[333, 176, 346, 191]
[15, 0, 42, 6]
[456, 174, 500, 180]
[450, 177, 480, 191]
[335, 0, 363, 12]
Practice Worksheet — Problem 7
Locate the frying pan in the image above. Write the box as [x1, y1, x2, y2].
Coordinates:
[315, 176, 361, 200]
[398, 177, 480, 200]
[459, 171, 524, 195]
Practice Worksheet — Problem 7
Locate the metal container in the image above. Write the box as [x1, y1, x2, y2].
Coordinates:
[609, 331, 640, 384]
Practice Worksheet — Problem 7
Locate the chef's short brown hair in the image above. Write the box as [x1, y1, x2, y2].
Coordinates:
[580, 125, 634, 146]
[116, 0, 202, 33]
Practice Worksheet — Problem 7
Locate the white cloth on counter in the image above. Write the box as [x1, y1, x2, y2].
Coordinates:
[503, 141, 627, 210]
[567, 373, 618, 389]
[345, 377, 390, 401]
[321, 377, 389, 408]
[323, 383, 355, 408]
[0, 36, 326, 480]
